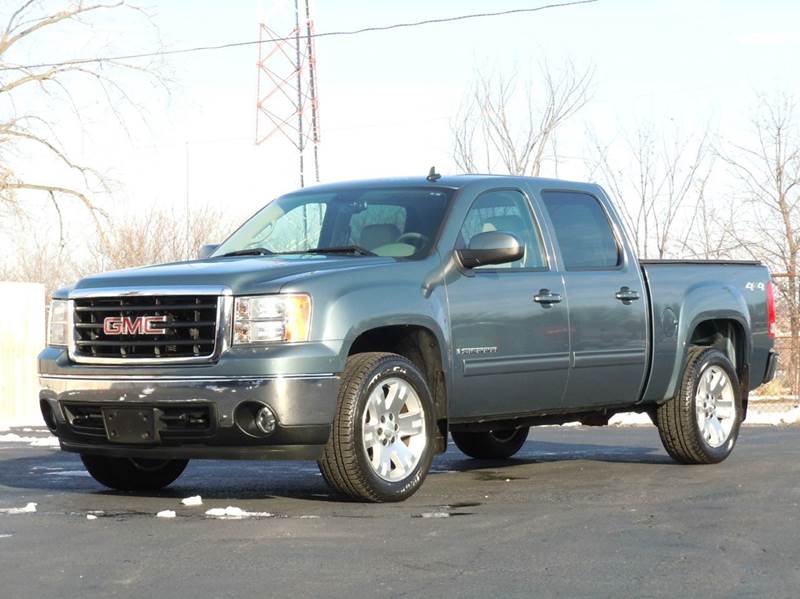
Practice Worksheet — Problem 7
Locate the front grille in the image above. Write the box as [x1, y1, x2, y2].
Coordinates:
[72, 295, 219, 362]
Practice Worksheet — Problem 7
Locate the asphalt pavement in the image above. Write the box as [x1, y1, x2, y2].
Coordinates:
[1, 425, 798, 598]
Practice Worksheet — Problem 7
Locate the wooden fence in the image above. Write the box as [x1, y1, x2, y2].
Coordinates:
[0, 282, 45, 424]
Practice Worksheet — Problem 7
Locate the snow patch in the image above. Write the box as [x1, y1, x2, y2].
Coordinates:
[745, 407, 800, 426]
[415, 512, 450, 519]
[0, 419, 44, 431]
[156, 510, 176, 519]
[47, 470, 90, 477]
[0, 502, 37, 515]
[204, 506, 273, 519]
[181, 495, 203, 507]
[0, 534, 12, 538]
[608, 408, 800, 427]
[609, 412, 654, 426]
[86, 514, 98, 521]
[0, 433, 60, 448]
[30, 437, 60, 448]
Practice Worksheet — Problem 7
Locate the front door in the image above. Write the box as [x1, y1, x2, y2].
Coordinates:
[541, 190, 649, 408]
[447, 188, 570, 419]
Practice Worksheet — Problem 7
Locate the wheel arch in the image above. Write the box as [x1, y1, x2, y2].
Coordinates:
[686, 317, 751, 416]
[346, 323, 449, 453]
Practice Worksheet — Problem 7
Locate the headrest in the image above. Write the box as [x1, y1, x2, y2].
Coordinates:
[359, 223, 401, 249]
[484, 215, 525, 235]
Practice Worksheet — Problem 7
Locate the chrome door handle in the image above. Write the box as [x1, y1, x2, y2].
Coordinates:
[534, 289, 562, 305]
[615, 287, 640, 304]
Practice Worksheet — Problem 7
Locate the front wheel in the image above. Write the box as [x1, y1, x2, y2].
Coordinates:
[318, 352, 435, 502]
[452, 427, 529, 459]
[81, 455, 189, 491]
[655, 347, 742, 464]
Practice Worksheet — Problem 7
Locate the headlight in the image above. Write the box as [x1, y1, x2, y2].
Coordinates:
[233, 294, 311, 344]
[48, 300, 69, 347]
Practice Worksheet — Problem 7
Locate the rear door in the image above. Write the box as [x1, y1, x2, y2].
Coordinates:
[540, 189, 649, 408]
[446, 188, 570, 419]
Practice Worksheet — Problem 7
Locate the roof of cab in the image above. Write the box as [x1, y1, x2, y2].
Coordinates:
[281, 174, 598, 195]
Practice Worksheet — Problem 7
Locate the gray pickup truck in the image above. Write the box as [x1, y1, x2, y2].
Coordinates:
[39, 174, 778, 502]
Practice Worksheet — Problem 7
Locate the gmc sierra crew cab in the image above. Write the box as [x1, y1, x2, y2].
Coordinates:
[38, 174, 779, 502]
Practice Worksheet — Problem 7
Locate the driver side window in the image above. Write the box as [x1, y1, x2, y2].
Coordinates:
[460, 189, 547, 269]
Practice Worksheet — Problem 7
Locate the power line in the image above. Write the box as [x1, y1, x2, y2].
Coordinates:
[0, 0, 599, 72]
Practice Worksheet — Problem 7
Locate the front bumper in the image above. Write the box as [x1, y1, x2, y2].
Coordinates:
[39, 374, 340, 460]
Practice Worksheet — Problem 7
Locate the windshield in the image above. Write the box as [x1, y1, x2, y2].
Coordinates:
[214, 187, 452, 259]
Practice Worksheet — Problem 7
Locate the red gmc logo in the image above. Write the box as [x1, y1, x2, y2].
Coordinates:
[103, 315, 168, 335]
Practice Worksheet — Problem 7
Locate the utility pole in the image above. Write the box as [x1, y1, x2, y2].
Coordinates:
[255, 0, 321, 188]
[185, 141, 190, 258]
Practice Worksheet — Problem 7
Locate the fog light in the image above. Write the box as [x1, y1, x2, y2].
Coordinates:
[255, 406, 276, 435]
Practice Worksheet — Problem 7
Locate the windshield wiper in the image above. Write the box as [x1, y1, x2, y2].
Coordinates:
[299, 245, 377, 256]
[220, 247, 274, 257]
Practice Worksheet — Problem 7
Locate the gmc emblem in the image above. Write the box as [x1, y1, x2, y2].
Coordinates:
[103, 315, 168, 335]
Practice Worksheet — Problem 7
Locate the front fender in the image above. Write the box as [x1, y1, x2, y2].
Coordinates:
[280, 258, 452, 378]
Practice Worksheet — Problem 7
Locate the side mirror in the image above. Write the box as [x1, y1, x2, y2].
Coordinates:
[456, 231, 524, 269]
[198, 243, 220, 260]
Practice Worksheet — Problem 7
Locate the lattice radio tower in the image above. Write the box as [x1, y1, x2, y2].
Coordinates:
[256, 0, 320, 187]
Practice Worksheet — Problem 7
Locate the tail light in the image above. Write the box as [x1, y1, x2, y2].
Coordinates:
[767, 281, 777, 339]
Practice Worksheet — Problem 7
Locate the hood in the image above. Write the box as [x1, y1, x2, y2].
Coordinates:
[71, 254, 397, 296]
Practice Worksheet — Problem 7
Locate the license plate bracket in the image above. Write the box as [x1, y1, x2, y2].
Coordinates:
[102, 408, 157, 444]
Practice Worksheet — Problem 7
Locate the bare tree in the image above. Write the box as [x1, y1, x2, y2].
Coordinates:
[721, 94, 800, 395]
[677, 190, 742, 260]
[90, 205, 235, 272]
[0, 1, 166, 219]
[0, 214, 84, 297]
[1, 204, 234, 295]
[588, 124, 715, 259]
[452, 60, 593, 176]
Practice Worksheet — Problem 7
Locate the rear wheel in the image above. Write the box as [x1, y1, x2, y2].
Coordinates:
[655, 347, 742, 464]
[452, 427, 529, 459]
[81, 455, 189, 491]
[318, 352, 435, 502]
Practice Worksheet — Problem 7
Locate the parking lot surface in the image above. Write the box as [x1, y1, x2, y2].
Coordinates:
[1, 425, 798, 598]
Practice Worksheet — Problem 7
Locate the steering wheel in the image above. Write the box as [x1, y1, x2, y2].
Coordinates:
[395, 232, 429, 250]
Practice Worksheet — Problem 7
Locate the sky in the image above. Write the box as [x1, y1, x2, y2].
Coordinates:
[3, 0, 800, 239]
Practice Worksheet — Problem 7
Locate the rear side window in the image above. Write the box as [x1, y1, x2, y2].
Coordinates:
[541, 191, 621, 270]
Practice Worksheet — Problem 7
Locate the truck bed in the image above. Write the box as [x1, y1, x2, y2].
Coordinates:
[639, 260, 772, 404]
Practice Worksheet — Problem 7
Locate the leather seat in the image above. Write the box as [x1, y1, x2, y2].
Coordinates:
[482, 215, 525, 238]
[359, 224, 401, 250]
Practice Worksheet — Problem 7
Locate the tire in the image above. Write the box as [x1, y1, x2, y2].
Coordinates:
[80, 455, 189, 491]
[451, 427, 529, 459]
[655, 346, 743, 464]
[318, 352, 436, 502]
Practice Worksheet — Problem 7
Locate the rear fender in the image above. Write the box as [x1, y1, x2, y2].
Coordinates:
[663, 284, 751, 401]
